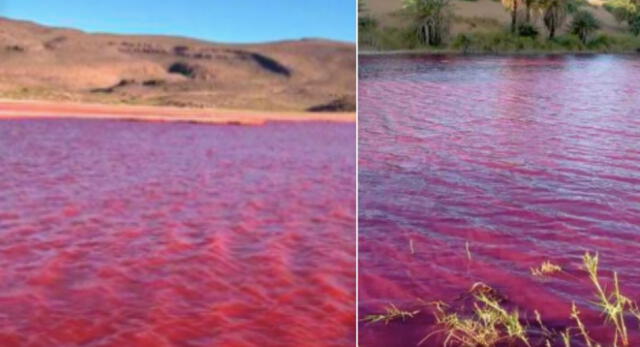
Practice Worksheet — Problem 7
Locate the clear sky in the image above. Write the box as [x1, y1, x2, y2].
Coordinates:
[0, 0, 355, 43]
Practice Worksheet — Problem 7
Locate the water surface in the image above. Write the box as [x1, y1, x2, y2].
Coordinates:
[359, 54, 640, 346]
[0, 119, 355, 346]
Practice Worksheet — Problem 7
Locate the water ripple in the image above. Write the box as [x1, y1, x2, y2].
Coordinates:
[359, 54, 640, 346]
[0, 119, 355, 346]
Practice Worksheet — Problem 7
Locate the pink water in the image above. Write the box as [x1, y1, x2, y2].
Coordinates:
[359, 55, 640, 346]
[0, 119, 355, 346]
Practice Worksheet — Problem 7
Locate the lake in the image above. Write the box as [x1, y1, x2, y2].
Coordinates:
[0, 119, 355, 346]
[359, 54, 640, 346]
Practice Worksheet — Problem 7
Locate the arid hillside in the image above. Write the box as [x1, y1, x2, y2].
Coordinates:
[0, 17, 355, 112]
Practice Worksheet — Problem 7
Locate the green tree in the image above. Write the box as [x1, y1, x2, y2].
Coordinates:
[403, 0, 452, 46]
[571, 10, 600, 44]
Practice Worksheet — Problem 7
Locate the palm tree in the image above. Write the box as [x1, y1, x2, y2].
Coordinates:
[541, 0, 568, 39]
[403, 0, 452, 46]
[524, 0, 537, 23]
[502, 0, 521, 33]
[571, 10, 600, 43]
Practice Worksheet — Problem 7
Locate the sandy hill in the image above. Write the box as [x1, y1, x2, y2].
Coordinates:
[0, 17, 355, 112]
[362, 0, 626, 37]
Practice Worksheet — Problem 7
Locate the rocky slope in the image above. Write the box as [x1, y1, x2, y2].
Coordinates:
[0, 17, 355, 112]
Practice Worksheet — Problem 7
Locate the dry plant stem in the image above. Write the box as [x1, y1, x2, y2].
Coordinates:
[561, 329, 573, 347]
[584, 252, 630, 346]
[362, 304, 419, 325]
[570, 302, 597, 347]
[423, 290, 531, 347]
[531, 260, 563, 277]
[383, 252, 640, 346]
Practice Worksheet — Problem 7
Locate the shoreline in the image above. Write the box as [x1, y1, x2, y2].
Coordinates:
[359, 49, 640, 56]
[0, 99, 356, 125]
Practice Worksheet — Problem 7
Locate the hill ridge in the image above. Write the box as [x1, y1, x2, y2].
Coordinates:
[0, 16, 355, 112]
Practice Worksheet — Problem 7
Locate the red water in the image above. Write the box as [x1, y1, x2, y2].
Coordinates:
[0, 119, 355, 346]
[358, 55, 640, 346]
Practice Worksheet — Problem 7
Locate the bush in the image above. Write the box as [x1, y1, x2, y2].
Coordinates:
[551, 34, 585, 50]
[359, 26, 424, 50]
[587, 33, 613, 50]
[168, 62, 196, 78]
[517, 23, 539, 38]
[449, 32, 543, 53]
[359, 16, 378, 31]
[603, 0, 637, 23]
[451, 33, 473, 52]
[630, 14, 640, 36]
[571, 10, 601, 44]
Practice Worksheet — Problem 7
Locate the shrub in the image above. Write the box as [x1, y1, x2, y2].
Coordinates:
[603, 0, 637, 23]
[451, 33, 473, 52]
[571, 10, 601, 44]
[630, 14, 640, 36]
[517, 23, 539, 38]
[551, 34, 584, 50]
[587, 33, 613, 50]
[168, 62, 195, 78]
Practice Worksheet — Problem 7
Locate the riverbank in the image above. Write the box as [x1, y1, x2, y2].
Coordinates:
[0, 99, 355, 125]
[359, 49, 640, 56]
[360, 32, 640, 55]
[359, 0, 640, 55]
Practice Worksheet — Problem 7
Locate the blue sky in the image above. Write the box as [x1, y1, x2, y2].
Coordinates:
[0, 0, 355, 43]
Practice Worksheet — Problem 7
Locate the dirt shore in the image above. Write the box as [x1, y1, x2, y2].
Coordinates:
[0, 99, 355, 125]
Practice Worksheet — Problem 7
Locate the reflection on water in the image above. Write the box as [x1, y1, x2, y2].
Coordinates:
[359, 54, 640, 346]
[0, 119, 355, 346]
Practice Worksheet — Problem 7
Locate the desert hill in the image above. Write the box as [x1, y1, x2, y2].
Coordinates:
[0, 17, 355, 112]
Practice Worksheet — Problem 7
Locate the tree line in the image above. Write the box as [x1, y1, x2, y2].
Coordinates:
[358, 0, 640, 48]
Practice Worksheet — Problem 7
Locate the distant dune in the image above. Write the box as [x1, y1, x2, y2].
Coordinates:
[0, 17, 355, 112]
[363, 0, 626, 37]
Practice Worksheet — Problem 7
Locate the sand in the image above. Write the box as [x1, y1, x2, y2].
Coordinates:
[0, 99, 355, 125]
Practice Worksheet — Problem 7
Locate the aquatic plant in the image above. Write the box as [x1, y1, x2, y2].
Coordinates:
[422, 289, 531, 346]
[530, 260, 562, 277]
[362, 304, 420, 325]
[364, 252, 640, 346]
[570, 302, 597, 347]
[583, 252, 635, 346]
[419, 282, 532, 346]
